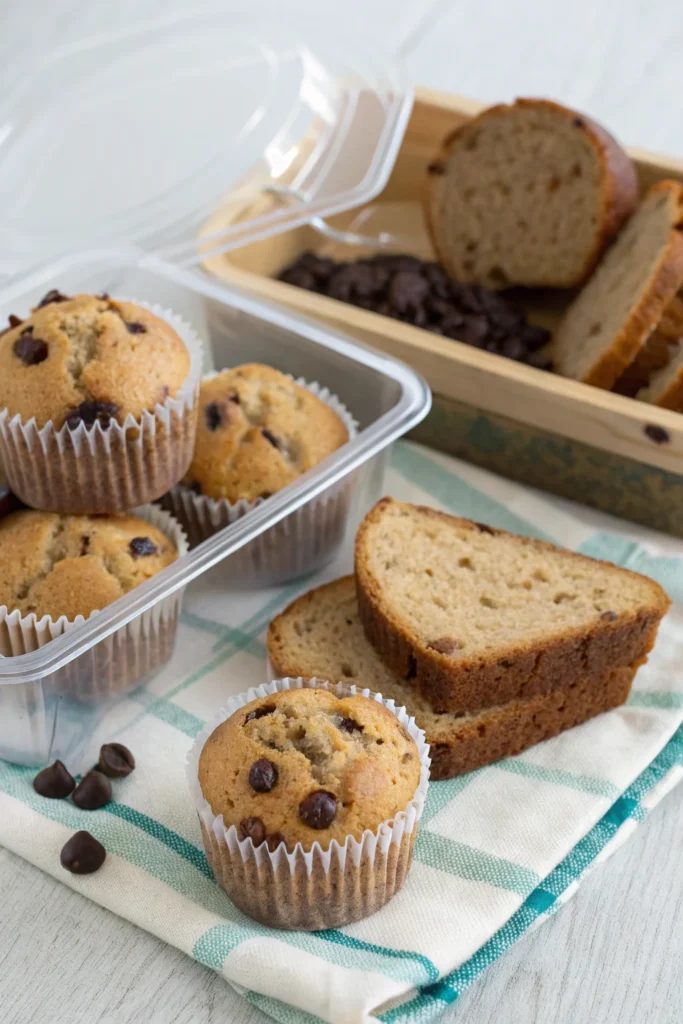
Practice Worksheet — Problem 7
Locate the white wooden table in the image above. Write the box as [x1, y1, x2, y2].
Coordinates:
[2, 2, 682, 1022]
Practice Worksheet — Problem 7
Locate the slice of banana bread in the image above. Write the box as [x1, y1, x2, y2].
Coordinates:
[267, 577, 638, 780]
[354, 499, 669, 715]
[425, 98, 637, 290]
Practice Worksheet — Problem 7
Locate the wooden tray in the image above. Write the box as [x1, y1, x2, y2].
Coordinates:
[201, 87, 683, 534]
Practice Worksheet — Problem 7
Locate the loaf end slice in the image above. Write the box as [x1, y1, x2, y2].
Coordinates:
[267, 576, 638, 780]
[553, 180, 683, 389]
[637, 340, 683, 410]
[425, 97, 637, 290]
[355, 499, 669, 714]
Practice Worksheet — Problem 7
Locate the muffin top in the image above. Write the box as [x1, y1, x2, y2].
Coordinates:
[0, 510, 177, 620]
[183, 364, 349, 503]
[198, 687, 420, 851]
[0, 290, 190, 429]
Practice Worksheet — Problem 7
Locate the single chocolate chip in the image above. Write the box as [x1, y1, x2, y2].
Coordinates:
[65, 400, 119, 430]
[478, 290, 524, 331]
[521, 323, 551, 351]
[389, 271, 430, 316]
[249, 758, 279, 793]
[36, 289, 69, 309]
[327, 263, 378, 303]
[80, 535, 90, 556]
[524, 351, 553, 371]
[205, 401, 223, 431]
[99, 742, 135, 778]
[338, 717, 363, 734]
[72, 770, 112, 810]
[600, 611, 618, 622]
[280, 267, 318, 290]
[33, 760, 76, 799]
[129, 536, 158, 558]
[427, 637, 460, 654]
[500, 336, 527, 361]
[453, 284, 483, 314]
[474, 522, 496, 534]
[244, 704, 276, 724]
[644, 424, 670, 445]
[13, 334, 48, 365]
[458, 313, 490, 347]
[298, 790, 337, 830]
[124, 321, 147, 334]
[8, 314, 23, 328]
[265, 831, 287, 852]
[426, 295, 458, 320]
[60, 830, 106, 874]
[262, 428, 280, 449]
[572, 117, 585, 128]
[427, 161, 446, 175]
[240, 816, 266, 846]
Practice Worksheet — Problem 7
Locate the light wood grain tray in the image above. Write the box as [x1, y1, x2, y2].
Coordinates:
[201, 87, 683, 535]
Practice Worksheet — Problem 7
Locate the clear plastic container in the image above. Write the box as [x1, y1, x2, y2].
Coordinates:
[0, 249, 430, 766]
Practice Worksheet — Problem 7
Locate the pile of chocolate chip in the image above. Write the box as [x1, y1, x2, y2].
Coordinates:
[33, 742, 136, 874]
[279, 252, 552, 370]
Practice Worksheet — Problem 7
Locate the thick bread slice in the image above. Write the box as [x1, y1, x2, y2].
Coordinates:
[553, 180, 683, 389]
[614, 291, 683, 396]
[425, 98, 637, 290]
[637, 340, 683, 410]
[267, 577, 638, 780]
[354, 499, 669, 715]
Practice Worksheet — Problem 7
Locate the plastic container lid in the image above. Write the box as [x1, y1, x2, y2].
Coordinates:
[0, 8, 412, 273]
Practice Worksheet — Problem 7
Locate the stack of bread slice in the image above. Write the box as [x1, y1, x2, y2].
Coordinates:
[268, 499, 670, 780]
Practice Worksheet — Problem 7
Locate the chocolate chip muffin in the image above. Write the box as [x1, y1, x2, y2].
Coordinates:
[182, 365, 349, 503]
[198, 687, 420, 851]
[0, 291, 190, 430]
[0, 510, 178, 621]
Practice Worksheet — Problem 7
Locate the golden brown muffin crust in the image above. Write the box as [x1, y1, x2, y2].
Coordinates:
[0, 510, 178, 620]
[183, 365, 349, 503]
[198, 688, 419, 850]
[0, 292, 190, 428]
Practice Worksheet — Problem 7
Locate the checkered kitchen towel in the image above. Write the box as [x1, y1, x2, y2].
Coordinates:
[0, 441, 681, 1024]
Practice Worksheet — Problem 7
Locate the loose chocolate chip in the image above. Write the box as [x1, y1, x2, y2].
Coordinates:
[427, 637, 460, 654]
[124, 321, 147, 334]
[244, 704, 276, 724]
[389, 271, 430, 316]
[327, 263, 378, 303]
[458, 313, 490, 347]
[129, 536, 158, 558]
[427, 161, 446, 175]
[249, 758, 279, 793]
[36, 289, 69, 309]
[280, 267, 318, 290]
[644, 424, 670, 445]
[262, 428, 280, 449]
[33, 760, 76, 799]
[265, 832, 287, 852]
[500, 336, 527, 361]
[99, 742, 135, 778]
[205, 401, 223, 431]
[298, 790, 337, 830]
[8, 314, 23, 328]
[65, 400, 119, 430]
[60, 830, 106, 874]
[338, 717, 363, 734]
[521, 323, 551, 351]
[240, 816, 266, 846]
[13, 334, 48, 365]
[600, 611, 618, 622]
[80, 535, 90, 556]
[524, 351, 553, 371]
[72, 770, 112, 810]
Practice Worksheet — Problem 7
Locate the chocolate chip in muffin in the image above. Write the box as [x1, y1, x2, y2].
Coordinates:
[65, 400, 119, 430]
[125, 321, 147, 334]
[8, 314, 23, 329]
[72, 770, 112, 810]
[13, 333, 48, 366]
[248, 758, 279, 793]
[244, 704, 276, 724]
[128, 536, 158, 558]
[261, 428, 280, 449]
[60, 830, 106, 874]
[205, 401, 223, 431]
[338, 717, 363, 734]
[33, 760, 76, 799]
[99, 742, 136, 778]
[240, 816, 266, 846]
[80, 535, 90, 556]
[35, 289, 69, 309]
[298, 790, 337, 829]
[265, 831, 287, 852]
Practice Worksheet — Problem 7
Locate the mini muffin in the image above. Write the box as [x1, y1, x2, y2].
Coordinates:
[0, 290, 201, 514]
[0, 509, 178, 621]
[191, 680, 429, 930]
[183, 365, 349, 503]
[0, 506, 187, 701]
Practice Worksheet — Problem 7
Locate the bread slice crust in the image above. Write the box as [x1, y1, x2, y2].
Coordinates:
[425, 97, 637, 289]
[355, 498, 669, 715]
[267, 576, 638, 780]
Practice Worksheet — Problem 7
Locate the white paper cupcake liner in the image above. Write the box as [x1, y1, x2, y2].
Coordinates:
[0, 505, 189, 703]
[187, 676, 431, 931]
[0, 300, 204, 514]
[162, 375, 358, 585]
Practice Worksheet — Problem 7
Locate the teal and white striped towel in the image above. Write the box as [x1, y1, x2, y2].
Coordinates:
[0, 441, 681, 1024]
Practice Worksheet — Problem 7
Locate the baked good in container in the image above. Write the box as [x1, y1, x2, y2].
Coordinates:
[0, 291, 202, 514]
